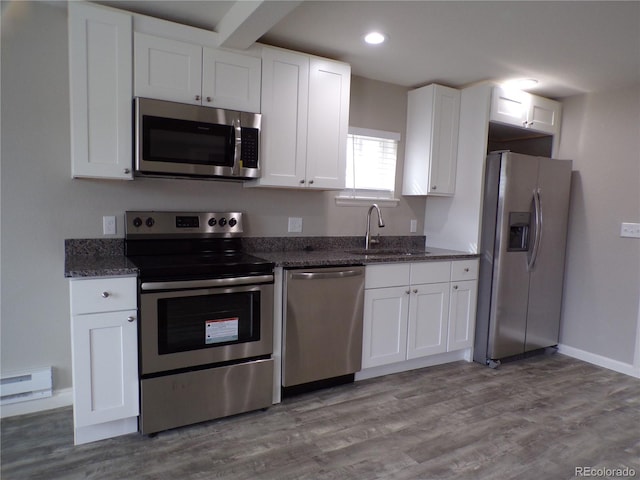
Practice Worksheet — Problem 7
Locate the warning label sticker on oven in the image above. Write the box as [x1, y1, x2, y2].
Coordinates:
[205, 317, 239, 344]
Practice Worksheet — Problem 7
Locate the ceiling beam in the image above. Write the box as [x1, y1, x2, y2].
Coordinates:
[216, 0, 301, 50]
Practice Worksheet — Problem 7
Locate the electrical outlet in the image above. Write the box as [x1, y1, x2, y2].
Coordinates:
[103, 216, 116, 235]
[620, 222, 640, 238]
[288, 217, 303, 233]
[410, 219, 418, 233]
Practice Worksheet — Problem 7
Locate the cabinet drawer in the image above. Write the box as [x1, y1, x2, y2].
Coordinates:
[410, 261, 451, 285]
[365, 263, 411, 289]
[451, 259, 479, 281]
[70, 276, 137, 315]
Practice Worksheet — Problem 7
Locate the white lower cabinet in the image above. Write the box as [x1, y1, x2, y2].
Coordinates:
[362, 260, 478, 370]
[69, 276, 139, 445]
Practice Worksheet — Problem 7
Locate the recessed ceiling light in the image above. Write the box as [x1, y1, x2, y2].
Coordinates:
[364, 31, 386, 45]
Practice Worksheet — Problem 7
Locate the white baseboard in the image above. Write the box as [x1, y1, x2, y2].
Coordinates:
[558, 344, 640, 379]
[355, 349, 470, 381]
[0, 388, 73, 418]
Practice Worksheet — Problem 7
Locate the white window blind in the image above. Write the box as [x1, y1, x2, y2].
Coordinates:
[343, 127, 400, 200]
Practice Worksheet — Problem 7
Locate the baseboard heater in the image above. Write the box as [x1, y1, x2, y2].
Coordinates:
[0, 367, 52, 405]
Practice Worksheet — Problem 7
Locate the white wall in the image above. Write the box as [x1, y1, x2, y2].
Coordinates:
[557, 85, 640, 368]
[0, 2, 422, 393]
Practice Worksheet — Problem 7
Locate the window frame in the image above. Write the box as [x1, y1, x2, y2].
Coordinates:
[335, 127, 401, 207]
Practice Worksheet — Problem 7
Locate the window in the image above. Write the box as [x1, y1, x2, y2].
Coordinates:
[336, 127, 400, 206]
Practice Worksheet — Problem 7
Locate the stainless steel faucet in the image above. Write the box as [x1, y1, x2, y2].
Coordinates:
[365, 204, 385, 249]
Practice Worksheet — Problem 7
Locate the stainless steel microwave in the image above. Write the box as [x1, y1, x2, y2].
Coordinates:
[134, 97, 261, 180]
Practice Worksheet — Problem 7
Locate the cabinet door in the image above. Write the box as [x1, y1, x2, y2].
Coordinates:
[305, 58, 350, 189]
[428, 86, 460, 195]
[490, 86, 529, 127]
[255, 47, 309, 187]
[134, 33, 202, 105]
[71, 310, 139, 428]
[362, 287, 409, 368]
[68, 3, 132, 180]
[402, 84, 460, 196]
[447, 280, 478, 351]
[202, 48, 261, 113]
[527, 95, 561, 135]
[407, 283, 450, 359]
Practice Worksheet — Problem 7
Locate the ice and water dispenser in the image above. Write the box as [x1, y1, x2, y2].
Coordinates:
[507, 212, 531, 251]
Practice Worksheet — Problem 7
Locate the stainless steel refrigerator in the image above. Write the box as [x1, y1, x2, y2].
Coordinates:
[474, 151, 572, 366]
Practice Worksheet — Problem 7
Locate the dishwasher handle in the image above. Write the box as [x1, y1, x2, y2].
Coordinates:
[290, 269, 363, 280]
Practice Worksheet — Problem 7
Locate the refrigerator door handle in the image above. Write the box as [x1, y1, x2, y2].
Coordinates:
[528, 188, 543, 271]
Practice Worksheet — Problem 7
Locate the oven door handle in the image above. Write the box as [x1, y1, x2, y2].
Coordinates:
[140, 274, 274, 291]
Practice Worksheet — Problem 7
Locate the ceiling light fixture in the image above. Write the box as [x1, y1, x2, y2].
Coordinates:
[504, 78, 539, 91]
[364, 31, 386, 45]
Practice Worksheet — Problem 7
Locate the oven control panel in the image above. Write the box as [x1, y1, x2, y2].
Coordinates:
[125, 211, 243, 237]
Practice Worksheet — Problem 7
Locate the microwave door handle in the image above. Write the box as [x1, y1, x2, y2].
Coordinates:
[233, 117, 241, 175]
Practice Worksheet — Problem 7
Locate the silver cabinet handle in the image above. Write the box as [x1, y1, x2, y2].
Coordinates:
[206, 96, 212, 102]
[299, 179, 305, 184]
[405, 290, 411, 295]
[413, 289, 418, 294]
[432, 185, 437, 190]
[291, 270, 363, 280]
[453, 285, 459, 290]
[464, 267, 469, 272]
[309, 180, 314, 185]
[195, 95, 201, 101]
[127, 316, 135, 323]
[123, 168, 130, 174]
[101, 291, 110, 298]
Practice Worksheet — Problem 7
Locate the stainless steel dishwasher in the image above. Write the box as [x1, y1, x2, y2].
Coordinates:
[282, 265, 365, 394]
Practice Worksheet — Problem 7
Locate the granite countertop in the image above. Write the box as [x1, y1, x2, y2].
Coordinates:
[253, 246, 478, 268]
[64, 237, 478, 278]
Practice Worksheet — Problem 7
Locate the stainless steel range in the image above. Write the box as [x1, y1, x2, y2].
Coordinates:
[125, 211, 274, 435]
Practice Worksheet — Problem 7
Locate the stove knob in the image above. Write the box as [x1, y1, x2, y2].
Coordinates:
[145, 217, 155, 228]
[219, 217, 227, 227]
[208, 218, 217, 227]
[229, 218, 237, 227]
[132, 217, 143, 228]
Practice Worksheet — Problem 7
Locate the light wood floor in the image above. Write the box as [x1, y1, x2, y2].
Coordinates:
[2, 354, 639, 480]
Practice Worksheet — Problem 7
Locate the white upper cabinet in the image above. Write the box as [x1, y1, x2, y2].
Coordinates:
[490, 86, 561, 135]
[202, 48, 261, 113]
[134, 33, 261, 113]
[68, 3, 133, 180]
[250, 46, 350, 189]
[134, 33, 202, 105]
[306, 58, 351, 189]
[254, 48, 309, 187]
[402, 84, 461, 196]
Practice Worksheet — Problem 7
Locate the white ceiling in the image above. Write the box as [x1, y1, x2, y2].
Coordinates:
[100, 0, 640, 98]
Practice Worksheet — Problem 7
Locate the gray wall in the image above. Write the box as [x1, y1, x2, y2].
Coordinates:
[0, 2, 420, 391]
[558, 85, 640, 365]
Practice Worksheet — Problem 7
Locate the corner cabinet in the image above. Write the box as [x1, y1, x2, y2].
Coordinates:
[69, 276, 139, 445]
[68, 2, 133, 180]
[248, 46, 350, 190]
[402, 84, 461, 196]
[133, 32, 261, 113]
[362, 259, 478, 370]
[490, 86, 561, 136]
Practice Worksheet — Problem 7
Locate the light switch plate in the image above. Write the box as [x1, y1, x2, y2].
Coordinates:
[620, 222, 640, 238]
[103, 216, 116, 235]
[288, 217, 303, 233]
[410, 219, 418, 233]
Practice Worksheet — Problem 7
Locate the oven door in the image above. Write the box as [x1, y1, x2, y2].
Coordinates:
[139, 282, 273, 375]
